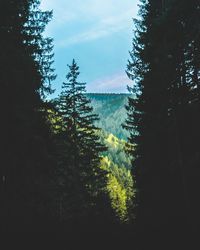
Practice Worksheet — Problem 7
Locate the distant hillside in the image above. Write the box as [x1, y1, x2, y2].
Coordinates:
[87, 93, 131, 140]
[101, 132, 132, 169]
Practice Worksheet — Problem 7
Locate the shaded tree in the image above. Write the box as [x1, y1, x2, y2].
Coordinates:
[55, 60, 108, 222]
[124, 0, 200, 234]
[0, 0, 55, 230]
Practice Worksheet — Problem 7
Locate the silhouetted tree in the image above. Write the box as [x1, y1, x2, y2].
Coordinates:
[55, 60, 108, 223]
[124, 0, 200, 234]
[0, 0, 55, 230]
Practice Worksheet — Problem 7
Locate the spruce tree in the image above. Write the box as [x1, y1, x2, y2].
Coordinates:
[125, 0, 200, 233]
[0, 0, 55, 230]
[55, 59, 107, 222]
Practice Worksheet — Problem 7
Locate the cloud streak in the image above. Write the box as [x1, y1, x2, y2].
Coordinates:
[58, 9, 134, 47]
[40, 0, 138, 93]
[87, 72, 133, 93]
[41, 0, 138, 46]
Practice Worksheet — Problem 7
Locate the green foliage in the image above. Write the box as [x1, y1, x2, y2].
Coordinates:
[107, 174, 127, 221]
[53, 60, 108, 221]
[86, 94, 136, 223]
[87, 93, 132, 140]
[46, 107, 64, 133]
[103, 132, 132, 169]
[48, 92, 136, 223]
[99, 132, 135, 223]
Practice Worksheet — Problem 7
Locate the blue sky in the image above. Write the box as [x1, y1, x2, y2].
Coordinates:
[40, 0, 139, 96]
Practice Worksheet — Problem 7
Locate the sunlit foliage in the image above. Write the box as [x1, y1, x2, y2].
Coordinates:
[100, 133, 135, 222]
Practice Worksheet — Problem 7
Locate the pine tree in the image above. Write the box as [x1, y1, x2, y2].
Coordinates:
[125, 0, 186, 229]
[125, 0, 200, 233]
[0, 0, 56, 230]
[55, 59, 107, 222]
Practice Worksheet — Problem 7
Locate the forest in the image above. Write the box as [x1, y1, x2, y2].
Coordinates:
[87, 93, 131, 139]
[1, 0, 200, 248]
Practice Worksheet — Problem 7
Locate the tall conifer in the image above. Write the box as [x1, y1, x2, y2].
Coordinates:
[55, 60, 107, 221]
[0, 0, 55, 229]
[124, 0, 200, 230]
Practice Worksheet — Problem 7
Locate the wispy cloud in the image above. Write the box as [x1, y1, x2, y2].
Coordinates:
[41, 0, 138, 46]
[40, 0, 138, 93]
[58, 8, 135, 47]
[87, 72, 133, 93]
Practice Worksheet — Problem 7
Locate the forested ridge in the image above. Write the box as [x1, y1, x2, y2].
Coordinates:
[1, 0, 200, 248]
[87, 93, 131, 139]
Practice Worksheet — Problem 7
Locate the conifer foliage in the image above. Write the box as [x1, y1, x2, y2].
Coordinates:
[55, 60, 107, 221]
[125, 0, 200, 232]
[0, 0, 55, 230]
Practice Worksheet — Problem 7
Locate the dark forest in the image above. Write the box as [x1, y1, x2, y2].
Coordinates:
[1, 0, 200, 248]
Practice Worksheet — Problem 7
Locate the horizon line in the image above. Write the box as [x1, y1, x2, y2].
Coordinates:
[86, 92, 131, 95]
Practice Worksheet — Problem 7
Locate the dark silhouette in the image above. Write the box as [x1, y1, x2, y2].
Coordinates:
[1, 0, 200, 248]
[124, 0, 200, 246]
[0, 0, 55, 232]
[52, 59, 110, 225]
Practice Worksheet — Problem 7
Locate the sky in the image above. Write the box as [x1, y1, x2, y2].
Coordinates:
[40, 0, 139, 96]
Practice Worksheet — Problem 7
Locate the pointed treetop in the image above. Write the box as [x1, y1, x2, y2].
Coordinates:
[66, 59, 80, 80]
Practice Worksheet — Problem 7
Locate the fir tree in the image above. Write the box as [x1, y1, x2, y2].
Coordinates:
[0, 0, 55, 230]
[55, 59, 107, 221]
[125, 0, 200, 233]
